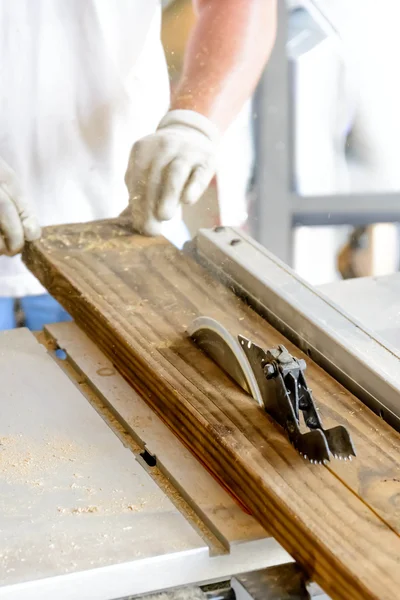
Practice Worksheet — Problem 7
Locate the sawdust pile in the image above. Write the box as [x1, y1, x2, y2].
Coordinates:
[55, 502, 142, 516]
[0, 433, 148, 517]
[0, 433, 90, 486]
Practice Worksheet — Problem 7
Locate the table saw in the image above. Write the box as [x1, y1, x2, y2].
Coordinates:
[2, 225, 400, 600]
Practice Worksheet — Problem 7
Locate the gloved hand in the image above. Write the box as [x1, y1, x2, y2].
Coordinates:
[0, 157, 41, 255]
[125, 110, 220, 236]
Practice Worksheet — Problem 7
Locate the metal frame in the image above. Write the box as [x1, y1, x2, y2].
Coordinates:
[193, 226, 400, 432]
[253, 1, 400, 264]
[252, 0, 292, 264]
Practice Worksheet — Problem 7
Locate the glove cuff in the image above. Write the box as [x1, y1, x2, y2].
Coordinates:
[157, 110, 220, 143]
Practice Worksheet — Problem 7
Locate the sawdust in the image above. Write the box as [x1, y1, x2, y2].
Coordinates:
[0, 433, 94, 486]
[42, 219, 151, 254]
[55, 501, 145, 516]
[58, 506, 98, 515]
[0, 431, 150, 517]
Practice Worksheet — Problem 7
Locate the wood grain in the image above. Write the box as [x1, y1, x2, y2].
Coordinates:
[23, 219, 400, 600]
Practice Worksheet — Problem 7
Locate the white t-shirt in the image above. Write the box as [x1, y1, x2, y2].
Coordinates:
[0, 0, 171, 297]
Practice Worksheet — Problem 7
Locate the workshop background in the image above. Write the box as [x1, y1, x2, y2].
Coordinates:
[162, 0, 400, 286]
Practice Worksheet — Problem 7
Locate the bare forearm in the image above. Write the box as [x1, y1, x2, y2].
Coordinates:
[171, 0, 277, 131]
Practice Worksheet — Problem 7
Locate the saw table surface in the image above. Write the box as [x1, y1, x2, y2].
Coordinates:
[0, 326, 288, 600]
[320, 272, 400, 353]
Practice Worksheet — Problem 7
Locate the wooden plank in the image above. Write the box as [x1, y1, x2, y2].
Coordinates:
[44, 321, 270, 550]
[23, 219, 400, 600]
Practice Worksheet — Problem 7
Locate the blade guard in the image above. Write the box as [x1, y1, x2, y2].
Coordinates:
[187, 317, 264, 407]
[188, 316, 356, 464]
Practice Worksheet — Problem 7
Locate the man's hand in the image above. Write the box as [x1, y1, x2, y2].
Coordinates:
[125, 0, 276, 236]
[125, 110, 219, 236]
[0, 158, 41, 255]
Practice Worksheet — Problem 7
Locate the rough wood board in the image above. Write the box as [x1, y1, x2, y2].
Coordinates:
[44, 321, 269, 550]
[23, 219, 400, 600]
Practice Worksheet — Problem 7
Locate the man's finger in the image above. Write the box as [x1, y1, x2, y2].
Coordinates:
[22, 215, 41, 242]
[13, 191, 41, 242]
[0, 188, 24, 254]
[130, 168, 153, 234]
[138, 213, 164, 237]
[182, 163, 215, 206]
[130, 172, 164, 237]
[19, 206, 41, 242]
[119, 205, 131, 218]
[156, 159, 192, 221]
[0, 233, 7, 255]
[145, 155, 173, 221]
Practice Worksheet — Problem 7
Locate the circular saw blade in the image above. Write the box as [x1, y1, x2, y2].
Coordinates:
[188, 316, 264, 407]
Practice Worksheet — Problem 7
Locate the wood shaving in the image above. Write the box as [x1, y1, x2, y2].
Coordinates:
[0, 434, 94, 486]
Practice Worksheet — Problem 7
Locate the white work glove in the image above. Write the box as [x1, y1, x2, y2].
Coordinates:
[125, 110, 220, 236]
[0, 157, 41, 255]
